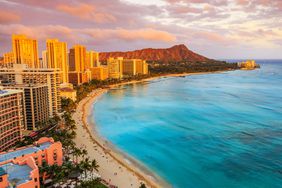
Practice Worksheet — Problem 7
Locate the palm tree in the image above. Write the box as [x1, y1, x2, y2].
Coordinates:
[89, 159, 99, 180]
[81, 148, 88, 161]
[72, 147, 82, 163]
[139, 183, 147, 188]
[81, 158, 92, 179]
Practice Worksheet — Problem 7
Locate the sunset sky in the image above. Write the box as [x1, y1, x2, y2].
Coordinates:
[0, 0, 281, 59]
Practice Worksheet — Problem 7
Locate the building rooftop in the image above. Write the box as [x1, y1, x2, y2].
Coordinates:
[0, 142, 51, 163]
[0, 89, 23, 97]
[1, 162, 32, 186]
[60, 87, 75, 92]
[0, 167, 6, 176]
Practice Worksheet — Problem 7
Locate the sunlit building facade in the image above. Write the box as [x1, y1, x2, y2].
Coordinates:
[122, 59, 149, 76]
[2, 84, 49, 131]
[90, 66, 109, 80]
[69, 45, 86, 72]
[41, 50, 48, 68]
[0, 64, 61, 116]
[136, 59, 148, 75]
[0, 88, 24, 151]
[86, 51, 100, 69]
[107, 57, 123, 79]
[0, 137, 63, 188]
[46, 39, 68, 83]
[12, 34, 39, 68]
[122, 59, 136, 76]
[237, 60, 257, 69]
[3, 52, 14, 64]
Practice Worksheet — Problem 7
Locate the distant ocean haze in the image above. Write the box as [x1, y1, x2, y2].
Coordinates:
[92, 60, 282, 188]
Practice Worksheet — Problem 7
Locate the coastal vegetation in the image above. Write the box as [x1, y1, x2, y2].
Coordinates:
[17, 101, 106, 187]
[149, 61, 239, 74]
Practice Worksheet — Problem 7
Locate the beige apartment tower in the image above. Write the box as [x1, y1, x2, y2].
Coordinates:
[0, 88, 25, 151]
[46, 39, 68, 83]
[12, 34, 39, 68]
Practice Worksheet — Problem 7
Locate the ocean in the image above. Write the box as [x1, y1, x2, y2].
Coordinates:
[92, 60, 282, 188]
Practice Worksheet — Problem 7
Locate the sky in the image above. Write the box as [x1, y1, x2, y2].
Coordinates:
[0, 0, 281, 59]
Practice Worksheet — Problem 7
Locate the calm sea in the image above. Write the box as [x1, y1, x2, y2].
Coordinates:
[92, 60, 282, 188]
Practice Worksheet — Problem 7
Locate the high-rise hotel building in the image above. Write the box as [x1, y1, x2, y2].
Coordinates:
[69, 45, 86, 72]
[68, 45, 90, 85]
[107, 57, 123, 79]
[90, 66, 109, 81]
[3, 52, 14, 64]
[12, 34, 39, 68]
[0, 64, 61, 117]
[0, 88, 24, 151]
[46, 39, 68, 83]
[122, 59, 149, 76]
[41, 50, 48, 68]
[86, 51, 100, 69]
[3, 84, 49, 131]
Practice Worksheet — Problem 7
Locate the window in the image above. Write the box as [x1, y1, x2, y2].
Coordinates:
[34, 178, 37, 182]
[0, 177, 3, 182]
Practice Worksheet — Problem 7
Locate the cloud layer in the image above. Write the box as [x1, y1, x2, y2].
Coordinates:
[0, 0, 281, 59]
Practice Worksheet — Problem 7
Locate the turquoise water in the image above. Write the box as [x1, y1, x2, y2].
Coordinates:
[92, 60, 282, 188]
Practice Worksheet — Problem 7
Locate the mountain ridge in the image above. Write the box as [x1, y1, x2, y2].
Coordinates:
[99, 44, 211, 63]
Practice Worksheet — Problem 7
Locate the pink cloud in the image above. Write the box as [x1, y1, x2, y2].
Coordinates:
[0, 24, 176, 50]
[0, 10, 20, 24]
[56, 3, 116, 23]
[0, 24, 73, 41]
[236, 0, 250, 6]
[193, 31, 232, 45]
[165, 0, 227, 6]
[81, 28, 176, 42]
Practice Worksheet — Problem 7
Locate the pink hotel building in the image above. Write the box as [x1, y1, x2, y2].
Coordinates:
[0, 137, 63, 188]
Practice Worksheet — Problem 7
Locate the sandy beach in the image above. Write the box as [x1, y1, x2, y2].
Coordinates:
[73, 88, 168, 188]
[73, 71, 231, 188]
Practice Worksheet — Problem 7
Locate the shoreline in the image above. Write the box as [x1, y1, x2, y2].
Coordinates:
[111, 70, 233, 87]
[73, 89, 168, 188]
[73, 70, 232, 188]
